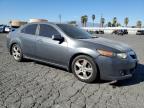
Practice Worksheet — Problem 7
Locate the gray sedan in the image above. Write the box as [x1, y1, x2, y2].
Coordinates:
[7, 22, 138, 83]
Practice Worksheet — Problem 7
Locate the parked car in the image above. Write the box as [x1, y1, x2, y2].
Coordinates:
[88, 30, 104, 34]
[0, 25, 6, 33]
[136, 30, 144, 35]
[112, 29, 128, 35]
[88, 30, 95, 34]
[112, 29, 125, 35]
[0, 25, 15, 33]
[94, 30, 104, 34]
[4, 26, 19, 33]
[123, 29, 128, 35]
[7, 22, 138, 83]
[4, 26, 11, 33]
[98, 30, 104, 34]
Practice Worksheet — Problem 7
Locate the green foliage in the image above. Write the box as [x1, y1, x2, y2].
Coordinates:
[92, 14, 95, 27]
[112, 17, 117, 27]
[136, 20, 142, 28]
[81, 15, 88, 27]
[100, 17, 105, 27]
[124, 17, 129, 27]
[107, 22, 112, 27]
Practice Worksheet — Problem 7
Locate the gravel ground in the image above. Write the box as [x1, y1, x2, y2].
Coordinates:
[0, 33, 144, 108]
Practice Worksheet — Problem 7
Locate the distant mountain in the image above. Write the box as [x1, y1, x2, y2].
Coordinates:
[65, 21, 100, 27]
[76, 21, 100, 27]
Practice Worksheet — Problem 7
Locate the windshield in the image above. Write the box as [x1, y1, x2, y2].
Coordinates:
[57, 24, 92, 39]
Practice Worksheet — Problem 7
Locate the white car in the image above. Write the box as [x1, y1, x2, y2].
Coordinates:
[4, 26, 10, 33]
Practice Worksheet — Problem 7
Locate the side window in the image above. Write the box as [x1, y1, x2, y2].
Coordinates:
[39, 24, 60, 38]
[21, 24, 37, 35]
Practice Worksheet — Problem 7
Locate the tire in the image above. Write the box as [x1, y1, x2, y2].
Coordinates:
[11, 44, 23, 62]
[71, 55, 98, 83]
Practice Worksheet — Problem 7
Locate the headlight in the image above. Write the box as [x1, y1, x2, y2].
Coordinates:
[97, 50, 113, 57]
[97, 49, 127, 59]
[117, 53, 127, 59]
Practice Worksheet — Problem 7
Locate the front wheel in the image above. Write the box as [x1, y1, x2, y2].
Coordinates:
[11, 44, 23, 62]
[71, 55, 98, 83]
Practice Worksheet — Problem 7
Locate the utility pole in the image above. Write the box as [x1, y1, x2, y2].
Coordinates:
[59, 14, 61, 23]
[100, 13, 103, 27]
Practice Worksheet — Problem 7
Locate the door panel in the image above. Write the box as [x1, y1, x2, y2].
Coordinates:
[20, 24, 37, 57]
[36, 36, 68, 66]
[20, 33, 36, 57]
[36, 24, 68, 66]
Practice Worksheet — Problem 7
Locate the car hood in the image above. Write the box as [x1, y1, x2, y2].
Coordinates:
[80, 37, 131, 52]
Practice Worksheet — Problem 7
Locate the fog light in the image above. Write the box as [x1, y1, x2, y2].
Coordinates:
[120, 70, 126, 76]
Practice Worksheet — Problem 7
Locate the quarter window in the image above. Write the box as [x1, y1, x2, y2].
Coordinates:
[39, 24, 60, 38]
[21, 24, 37, 35]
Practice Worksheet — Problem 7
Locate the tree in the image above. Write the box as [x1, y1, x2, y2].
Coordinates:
[107, 22, 112, 27]
[124, 17, 129, 27]
[136, 20, 142, 28]
[68, 21, 76, 25]
[81, 15, 88, 27]
[112, 17, 117, 27]
[92, 14, 95, 27]
[81, 16, 85, 27]
[100, 17, 105, 27]
[117, 23, 121, 27]
[9, 21, 12, 24]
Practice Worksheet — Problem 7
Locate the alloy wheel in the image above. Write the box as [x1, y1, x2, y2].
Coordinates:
[12, 45, 21, 61]
[74, 59, 93, 80]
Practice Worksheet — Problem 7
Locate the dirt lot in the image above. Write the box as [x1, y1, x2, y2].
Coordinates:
[0, 33, 144, 108]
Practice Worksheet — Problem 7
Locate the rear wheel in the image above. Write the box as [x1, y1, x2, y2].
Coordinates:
[71, 55, 98, 83]
[11, 44, 23, 62]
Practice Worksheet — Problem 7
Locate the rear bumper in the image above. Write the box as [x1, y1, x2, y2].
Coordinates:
[96, 55, 138, 81]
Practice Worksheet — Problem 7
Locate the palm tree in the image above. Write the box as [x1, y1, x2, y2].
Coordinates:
[100, 17, 105, 27]
[107, 22, 112, 27]
[81, 16, 85, 27]
[68, 21, 77, 26]
[117, 23, 121, 27]
[81, 15, 88, 27]
[92, 14, 95, 27]
[112, 17, 117, 27]
[136, 20, 142, 28]
[124, 17, 129, 27]
[68, 21, 76, 25]
[84, 15, 88, 27]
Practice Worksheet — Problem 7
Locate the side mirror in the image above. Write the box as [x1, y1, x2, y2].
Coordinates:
[52, 34, 64, 41]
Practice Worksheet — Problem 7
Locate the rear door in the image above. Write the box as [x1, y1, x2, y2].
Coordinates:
[20, 24, 38, 57]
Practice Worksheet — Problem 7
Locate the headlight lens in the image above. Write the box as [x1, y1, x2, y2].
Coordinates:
[97, 50, 113, 57]
[97, 49, 127, 59]
[117, 53, 127, 59]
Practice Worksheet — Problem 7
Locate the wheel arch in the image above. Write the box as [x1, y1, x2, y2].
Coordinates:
[10, 41, 22, 55]
[68, 53, 100, 76]
[10, 43, 17, 55]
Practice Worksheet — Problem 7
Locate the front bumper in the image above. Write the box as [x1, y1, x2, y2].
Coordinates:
[96, 55, 138, 81]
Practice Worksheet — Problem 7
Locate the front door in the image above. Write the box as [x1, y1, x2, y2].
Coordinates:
[36, 24, 68, 66]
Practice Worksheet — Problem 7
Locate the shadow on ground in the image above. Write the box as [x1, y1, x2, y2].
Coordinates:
[30, 60, 144, 87]
[111, 63, 144, 87]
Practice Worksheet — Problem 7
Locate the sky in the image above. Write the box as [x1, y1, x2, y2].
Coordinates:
[0, 0, 144, 26]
